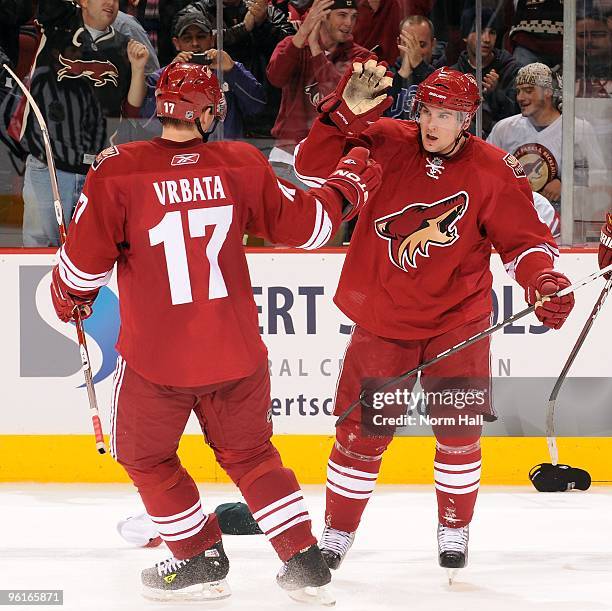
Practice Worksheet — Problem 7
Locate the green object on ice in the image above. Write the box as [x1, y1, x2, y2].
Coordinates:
[215, 502, 263, 535]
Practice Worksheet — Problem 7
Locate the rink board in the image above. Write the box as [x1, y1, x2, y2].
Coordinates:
[1, 249, 611, 483]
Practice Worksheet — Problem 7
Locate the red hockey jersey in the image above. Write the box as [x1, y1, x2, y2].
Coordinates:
[295, 118, 558, 340]
[58, 137, 342, 386]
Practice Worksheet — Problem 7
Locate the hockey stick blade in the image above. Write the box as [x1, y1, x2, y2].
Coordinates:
[336, 263, 612, 426]
[3, 62, 106, 454]
[546, 273, 612, 465]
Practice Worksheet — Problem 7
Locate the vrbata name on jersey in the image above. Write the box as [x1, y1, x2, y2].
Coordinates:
[152, 175, 227, 206]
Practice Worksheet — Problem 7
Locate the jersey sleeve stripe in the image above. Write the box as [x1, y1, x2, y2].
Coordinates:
[59, 247, 113, 292]
[293, 141, 327, 188]
[298, 199, 332, 250]
[504, 244, 559, 279]
[298, 199, 322, 249]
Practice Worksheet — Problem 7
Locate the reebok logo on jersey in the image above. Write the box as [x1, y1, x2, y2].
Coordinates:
[171, 153, 200, 166]
[375, 191, 468, 271]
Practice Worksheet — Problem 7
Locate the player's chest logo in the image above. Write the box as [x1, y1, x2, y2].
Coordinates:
[425, 156, 445, 180]
[374, 191, 468, 271]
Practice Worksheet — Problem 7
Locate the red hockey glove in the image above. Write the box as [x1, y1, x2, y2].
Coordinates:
[317, 57, 393, 137]
[325, 147, 383, 221]
[525, 269, 574, 330]
[50, 266, 98, 323]
[598, 212, 612, 280]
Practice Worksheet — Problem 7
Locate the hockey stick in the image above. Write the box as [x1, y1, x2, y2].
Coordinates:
[545, 274, 612, 465]
[3, 63, 106, 454]
[336, 263, 612, 426]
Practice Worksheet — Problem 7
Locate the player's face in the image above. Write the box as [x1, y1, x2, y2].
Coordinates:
[325, 9, 358, 43]
[80, 0, 118, 30]
[401, 21, 435, 64]
[516, 84, 549, 117]
[173, 26, 214, 53]
[418, 104, 464, 154]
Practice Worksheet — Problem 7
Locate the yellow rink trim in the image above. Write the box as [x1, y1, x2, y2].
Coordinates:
[0, 435, 611, 484]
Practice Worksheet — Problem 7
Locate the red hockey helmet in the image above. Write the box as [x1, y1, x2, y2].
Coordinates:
[412, 67, 481, 118]
[155, 62, 227, 123]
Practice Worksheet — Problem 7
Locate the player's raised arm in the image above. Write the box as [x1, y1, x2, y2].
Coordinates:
[50, 150, 125, 322]
[248, 146, 382, 248]
[294, 58, 392, 187]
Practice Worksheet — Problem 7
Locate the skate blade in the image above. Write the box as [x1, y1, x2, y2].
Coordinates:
[287, 585, 335, 606]
[142, 579, 231, 601]
[446, 568, 459, 585]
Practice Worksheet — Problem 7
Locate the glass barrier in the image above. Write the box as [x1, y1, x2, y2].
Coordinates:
[572, 0, 611, 244]
[0, 0, 608, 247]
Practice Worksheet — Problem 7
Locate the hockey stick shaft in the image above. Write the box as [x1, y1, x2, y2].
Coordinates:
[4, 63, 106, 454]
[336, 263, 612, 426]
[546, 274, 612, 465]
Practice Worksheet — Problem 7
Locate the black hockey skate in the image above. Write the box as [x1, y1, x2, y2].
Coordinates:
[277, 544, 335, 606]
[319, 526, 355, 570]
[141, 541, 231, 601]
[437, 523, 469, 585]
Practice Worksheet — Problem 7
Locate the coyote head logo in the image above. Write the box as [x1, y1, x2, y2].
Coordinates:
[375, 192, 468, 271]
[57, 55, 119, 87]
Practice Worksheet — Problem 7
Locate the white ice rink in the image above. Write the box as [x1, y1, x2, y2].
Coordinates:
[1, 483, 611, 611]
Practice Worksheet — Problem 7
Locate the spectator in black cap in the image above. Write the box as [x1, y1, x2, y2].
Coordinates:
[141, 6, 266, 140]
[451, 6, 520, 136]
[188, 0, 296, 138]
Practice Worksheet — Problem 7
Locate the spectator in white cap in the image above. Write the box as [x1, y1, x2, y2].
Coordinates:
[488, 62, 606, 219]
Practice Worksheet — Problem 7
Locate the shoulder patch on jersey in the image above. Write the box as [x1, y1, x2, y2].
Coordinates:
[92, 146, 120, 171]
[503, 153, 526, 179]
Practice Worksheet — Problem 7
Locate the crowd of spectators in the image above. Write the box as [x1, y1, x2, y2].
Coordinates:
[0, 0, 609, 245]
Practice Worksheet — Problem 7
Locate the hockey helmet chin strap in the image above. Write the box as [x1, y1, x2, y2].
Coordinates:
[195, 106, 218, 142]
[417, 128, 469, 160]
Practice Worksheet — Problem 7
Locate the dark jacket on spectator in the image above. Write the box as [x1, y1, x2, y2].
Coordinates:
[193, 0, 295, 137]
[0, 0, 34, 66]
[387, 46, 447, 120]
[143, 61, 266, 140]
[19, 0, 138, 174]
[451, 47, 520, 136]
[267, 36, 368, 144]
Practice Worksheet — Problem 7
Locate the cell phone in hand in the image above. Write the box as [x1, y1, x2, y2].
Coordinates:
[189, 53, 213, 66]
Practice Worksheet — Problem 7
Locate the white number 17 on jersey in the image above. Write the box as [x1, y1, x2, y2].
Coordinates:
[149, 206, 233, 305]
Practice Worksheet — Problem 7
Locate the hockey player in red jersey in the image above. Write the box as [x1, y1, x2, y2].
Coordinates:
[294, 62, 575, 579]
[49, 61, 382, 604]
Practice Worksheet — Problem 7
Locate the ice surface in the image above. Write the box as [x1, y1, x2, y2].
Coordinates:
[1, 484, 611, 611]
